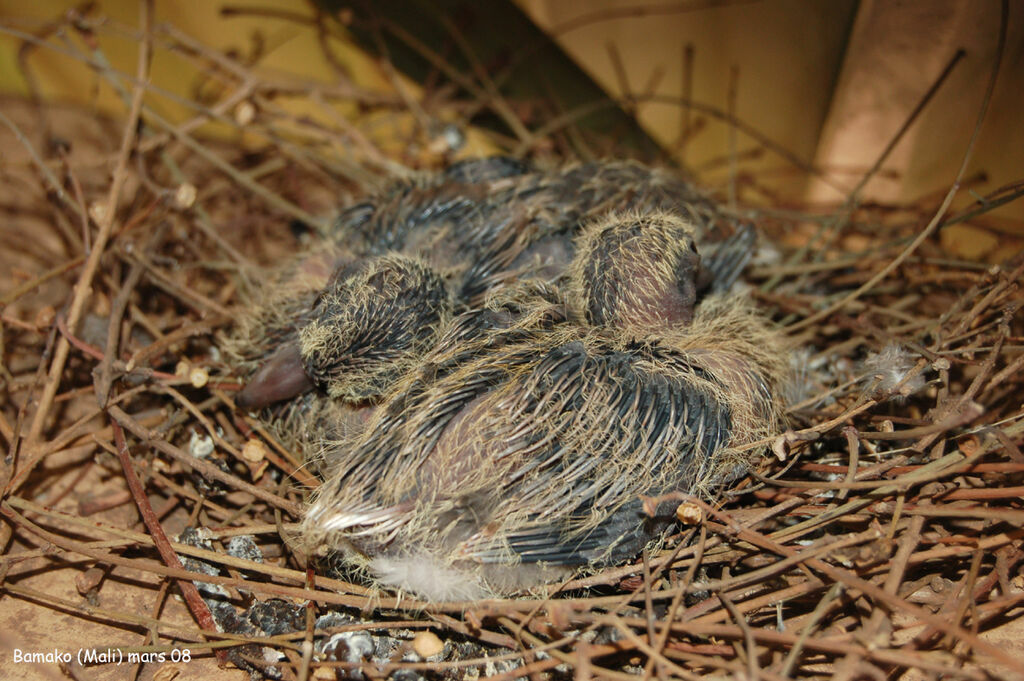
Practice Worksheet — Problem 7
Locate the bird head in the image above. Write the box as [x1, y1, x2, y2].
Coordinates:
[299, 254, 452, 402]
[235, 254, 451, 409]
[570, 213, 702, 332]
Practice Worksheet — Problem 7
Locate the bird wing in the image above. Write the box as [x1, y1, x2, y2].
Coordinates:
[450, 339, 732, 566]
[698, 222, 756, 294]
[442, 156, 533, 184]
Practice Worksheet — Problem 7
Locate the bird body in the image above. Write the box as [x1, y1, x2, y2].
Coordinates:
[298, 214, 786, 601]
[338, 158, 726, 307]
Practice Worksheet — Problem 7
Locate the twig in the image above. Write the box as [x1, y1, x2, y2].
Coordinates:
[107, 404, 301, 516]
[19, 0, 152, 451]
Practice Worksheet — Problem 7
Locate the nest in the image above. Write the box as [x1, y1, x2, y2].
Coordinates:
[1, 6, 1023, 681]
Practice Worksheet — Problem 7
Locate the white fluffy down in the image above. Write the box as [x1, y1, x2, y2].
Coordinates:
[862, 343, 926, 398]
[369, 555, 485, 602]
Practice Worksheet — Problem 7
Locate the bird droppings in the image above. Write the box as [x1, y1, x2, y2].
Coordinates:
[226, 534, 264, 563]
[175, 527, 228, 599]
[188, 430, 215, 459]
[322, 630, 375, 664]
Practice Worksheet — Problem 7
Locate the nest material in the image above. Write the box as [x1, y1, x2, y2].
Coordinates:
[1, 8, 1023, 681]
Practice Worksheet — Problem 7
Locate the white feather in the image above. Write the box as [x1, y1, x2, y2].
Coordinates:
[369, 555, 484, 602]
[862, 343, 926, 399]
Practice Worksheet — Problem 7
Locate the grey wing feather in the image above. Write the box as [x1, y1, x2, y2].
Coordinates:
[459, 342, 731, 566]
[700, 222, 756, 293]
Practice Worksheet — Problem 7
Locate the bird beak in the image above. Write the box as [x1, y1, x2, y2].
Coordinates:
[235, 342, 314, 410]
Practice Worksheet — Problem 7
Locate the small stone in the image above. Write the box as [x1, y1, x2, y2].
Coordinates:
[153, 664, 183, 681]
[88, 201, 108, 225]
[34, 306, 56, 329]
[841, 233, 872, 253]
[75, 566, 104, 595]
[771, 432, 791, 461]
[411, 631, 444, 659]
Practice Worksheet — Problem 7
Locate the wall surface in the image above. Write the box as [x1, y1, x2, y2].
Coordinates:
[517, 0, 1024, 248]
[516, 0, 858, 197]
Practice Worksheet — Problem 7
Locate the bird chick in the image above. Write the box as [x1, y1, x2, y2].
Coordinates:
[230, 158, 538, 408]
[227, 159, 536, 422]
[234, 254, 453, 405]
[300, 214, 786, 602]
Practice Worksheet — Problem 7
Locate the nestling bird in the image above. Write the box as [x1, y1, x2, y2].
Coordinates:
[226, 157, 530, 407]
[228, 159, 743, 419]
[223, 158, 534, 458]
[299, 213, 787, 601]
